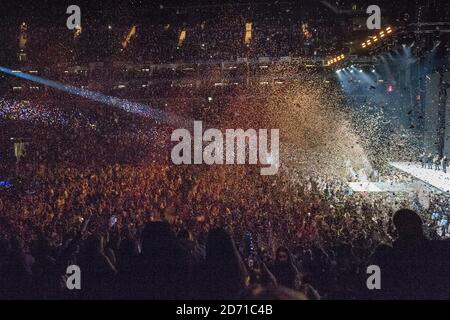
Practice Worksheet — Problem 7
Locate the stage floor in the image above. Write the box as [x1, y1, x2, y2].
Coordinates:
[347, 181, 416, 193]
[390, 162, 450, 194]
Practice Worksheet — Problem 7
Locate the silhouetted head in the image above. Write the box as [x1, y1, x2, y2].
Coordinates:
[201, 228, 249, 299]
[275, 246, 291, 264]
[392, 209, 423, 240]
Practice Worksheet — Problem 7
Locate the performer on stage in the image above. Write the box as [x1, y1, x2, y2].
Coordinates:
[420, 152, 426, 168]
[442, 155, 448, 173]
[427, 153, 433, 169]
[434, 154, 441, 171]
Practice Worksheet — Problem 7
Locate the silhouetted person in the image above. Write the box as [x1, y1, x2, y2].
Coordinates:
[195, 228, 249, 299]
[373, 209, 450, 299]
[133, 222, 192, 299]
[427, 153, 433, 169]
[178, 228, 205, 267]
[269, 247, 299, 290]
[434, 154, 441, 170]
[78, 235, 118, 299]
[442, 156, 448, 173]
[114, 235, 141, 298]
[420, 152, 426, 168]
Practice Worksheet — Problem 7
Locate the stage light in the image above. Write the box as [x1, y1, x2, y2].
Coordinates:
[359, 69, 363, 72]
[178, 29, 187, 47]
[327, 53, 345, 65]
[122, 25, 137, 49]
[360, 26, 393, 51]
[372, 69, 376, 73]
[387, 84, 393, 92]
[0, 66, 189, 127]
[245, 22, 253, 45]
[19, 22, 28, 49]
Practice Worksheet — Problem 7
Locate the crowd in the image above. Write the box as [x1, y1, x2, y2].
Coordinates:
[1, 2, 351, 67]
[2, 76, 450, 300]
[1, 128, 450, 299]
[1, 159, 450, 299]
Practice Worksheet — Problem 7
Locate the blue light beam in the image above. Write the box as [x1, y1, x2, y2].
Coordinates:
[0, 66, 189, 127]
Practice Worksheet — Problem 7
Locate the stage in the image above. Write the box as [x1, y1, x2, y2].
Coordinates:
[347, 181, 417, 193]
[390, 162, 450, 194]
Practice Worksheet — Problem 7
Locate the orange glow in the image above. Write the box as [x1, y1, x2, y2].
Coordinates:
[121, 25, 137, 49]
[245, 22, 253, 45]
[19, 22, 28, 49]
[178, 29, 187, 47]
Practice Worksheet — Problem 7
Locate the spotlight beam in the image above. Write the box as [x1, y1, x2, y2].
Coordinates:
[0, 66, 189, 127]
